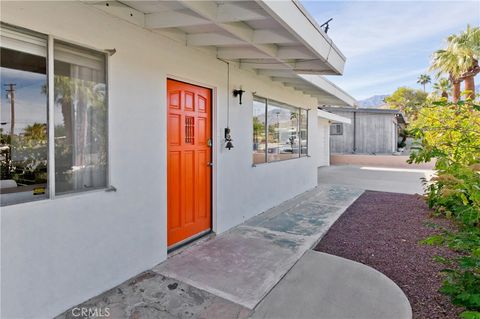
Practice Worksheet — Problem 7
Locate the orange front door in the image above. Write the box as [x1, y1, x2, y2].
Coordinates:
[167, 79, 212, 247]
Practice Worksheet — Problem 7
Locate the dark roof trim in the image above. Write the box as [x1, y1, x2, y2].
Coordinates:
[321, 106, 400, 114]
[319, 106, 407, 124]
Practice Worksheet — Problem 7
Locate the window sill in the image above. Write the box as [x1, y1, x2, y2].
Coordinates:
[1, 185, 117, 208]
[252, 154, 309, 167]
[54, 185, 116, 200]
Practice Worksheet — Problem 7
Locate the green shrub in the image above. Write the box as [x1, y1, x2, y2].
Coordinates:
[409, 99, 480, 168]
[426, 165, 480, 226]
[423, 227, 480, 318]
[410, 97, 480, 317]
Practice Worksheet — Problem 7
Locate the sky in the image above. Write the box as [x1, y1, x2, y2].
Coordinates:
[301, 0, 480, 100]
[0, 68, 48, 134]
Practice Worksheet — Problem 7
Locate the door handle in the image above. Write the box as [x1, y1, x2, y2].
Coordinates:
[207, 162, 213, 167]
[207, 138, 212, 147]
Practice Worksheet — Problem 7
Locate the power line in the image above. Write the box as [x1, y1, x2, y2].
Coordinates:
[4, 83, 16, 139]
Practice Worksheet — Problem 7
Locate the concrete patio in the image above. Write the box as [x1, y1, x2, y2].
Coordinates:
[57, 184, 412, 319]
[318, 165, 435, 194]
[154, 184, 363, 309]
[251, 251, 411, 319]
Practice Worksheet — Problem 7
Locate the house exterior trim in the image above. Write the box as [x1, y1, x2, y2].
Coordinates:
[317, 109, 351, 124]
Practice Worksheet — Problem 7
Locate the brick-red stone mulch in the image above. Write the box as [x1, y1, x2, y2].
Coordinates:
[314, 190, 462, 319]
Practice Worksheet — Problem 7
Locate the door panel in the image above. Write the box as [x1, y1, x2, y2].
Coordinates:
[168, 151, 181, 230]
[167, 79, 212, 247]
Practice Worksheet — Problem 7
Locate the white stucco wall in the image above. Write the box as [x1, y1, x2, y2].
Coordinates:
[317, 118, 331, 167]
[1, 2, 324, 318]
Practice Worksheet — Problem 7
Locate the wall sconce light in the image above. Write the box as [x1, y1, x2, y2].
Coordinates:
[224, 127, 234, 150]
[233, 89, 245, 105]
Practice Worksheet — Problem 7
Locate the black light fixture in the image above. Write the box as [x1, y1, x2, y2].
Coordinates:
[233, 89, 245, 105]
[224, 127, 234, 150]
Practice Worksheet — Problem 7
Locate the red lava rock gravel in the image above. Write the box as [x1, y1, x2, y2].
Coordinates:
[315, 190, 462, 319]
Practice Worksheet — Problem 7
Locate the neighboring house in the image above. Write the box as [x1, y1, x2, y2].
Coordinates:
[0, 1, 354, 318]
[316, 109, 352, 165]
[322, 107, 406, 154]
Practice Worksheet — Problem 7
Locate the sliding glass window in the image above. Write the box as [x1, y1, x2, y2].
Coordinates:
[299, 109, 308, 156]
[0, 24, 108, 206]
[253, 97, 267, 165]
[54, 41, 108, 194]
[252, 96, 308, 165]
[0, 26, 48, 206]
[267, 101, 299, 162]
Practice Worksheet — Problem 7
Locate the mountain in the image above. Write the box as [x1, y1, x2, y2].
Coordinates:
[357, 95, 388, 108]
[358, 84, 480, 109]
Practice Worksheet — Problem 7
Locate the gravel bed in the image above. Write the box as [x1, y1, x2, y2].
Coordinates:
[314, 190, 462, 319]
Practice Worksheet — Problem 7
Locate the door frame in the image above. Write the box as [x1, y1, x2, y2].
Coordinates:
[165, 75, 218, 247]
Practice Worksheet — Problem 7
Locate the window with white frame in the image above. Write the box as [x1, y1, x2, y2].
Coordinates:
[0, 24, 108, 206]
[299, 108, 308, 156]
[253, 97, 267, 164]
[330, 123, 343, 135]
[252, 96, 308, 165]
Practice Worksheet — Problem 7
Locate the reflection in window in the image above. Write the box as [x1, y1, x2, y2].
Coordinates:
[54, 41, 108, 194]
[252, 96, 308, 164]
[0, 26, 48, 206]
[267, 102, 299, 162]
[253, 98, 267, 164]
[0, 25, 109, 205]
[300, 109, 308, 156]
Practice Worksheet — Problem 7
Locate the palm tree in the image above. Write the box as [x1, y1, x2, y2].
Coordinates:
[430, 48, 464, 102]
[23, 123, 47, 143]
[253, 117, 265, 146]
[417, 74, 431, 92]
[450, 25, 480, 99]
[433, 78, 452, 98]
[431, 26, 480, 102]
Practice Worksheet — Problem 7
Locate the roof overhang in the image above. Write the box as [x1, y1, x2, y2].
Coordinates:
[322, 106, 407, 118]
[317, 109, 351, 124]
[298, 74, 356, 106]
[89, 0, 346, 74]
[85, 0, 353, 105]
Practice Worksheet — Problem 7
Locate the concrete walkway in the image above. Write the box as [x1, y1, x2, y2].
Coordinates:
[250, 250, 412, 319]
[318, 165, 435, 194]
[154, 184, 363, 309]
[57, 271, 251, 319]
[57, 183, 413, 319]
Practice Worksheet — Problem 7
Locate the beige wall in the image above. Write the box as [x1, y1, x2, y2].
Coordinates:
[317, 118, 330, 166]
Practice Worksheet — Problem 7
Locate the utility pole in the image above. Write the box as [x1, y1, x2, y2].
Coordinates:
[4, 83, 16, 141]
